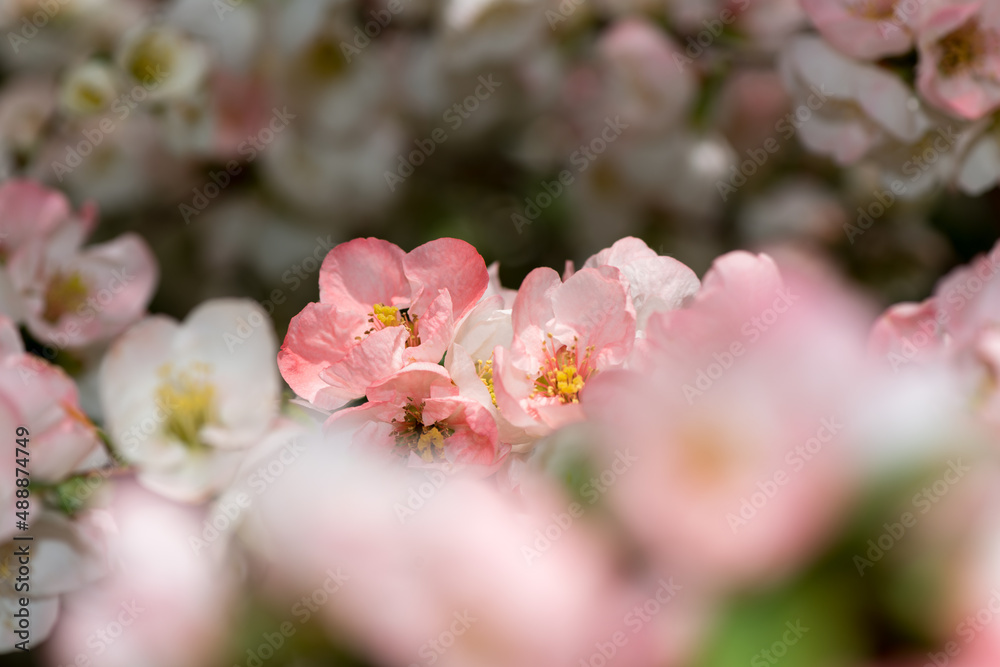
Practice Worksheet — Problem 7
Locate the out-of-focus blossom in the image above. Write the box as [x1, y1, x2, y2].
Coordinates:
[279, 237, 489, 410]
[58, 61, 119, 116]
[916, 2, 1000, 120]
[441, 0, 545, 66]
[248, 434, 654, 667]
[47, 481, 236, 667]
[587, 252, 872, 590]
[0, 316, 101, 481]
[780, 35, 932, 165]
[99, 299, 281, 502]
[801, 0, 915, 60]
[595, 19, 695, 134]
[116, 24, 209, 102]
[328, 362, 509, 471]
[4, 188, 157, 348]
[0, 511, 106, 651]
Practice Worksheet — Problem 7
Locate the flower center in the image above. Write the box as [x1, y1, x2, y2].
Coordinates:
[531, 335, 595, 404]
[475, 358, 497, 407]
[847, 0, 896, 20]
[937, 20, 997, 77]
[155, 362, 217, 449]
[391, 402, 454, 463]
[43, 272, 88, 323]
[363, 303, 421, 347]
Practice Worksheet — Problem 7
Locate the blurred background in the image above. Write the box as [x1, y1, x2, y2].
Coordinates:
[1, 0, 998, 347]
[4, 0, 1000, 664]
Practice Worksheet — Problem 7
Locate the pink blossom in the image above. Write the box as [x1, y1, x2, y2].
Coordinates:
[492, 266, 635, 439]
[46, 481, 235, 667]
[587, 252, 871, 590]
[0, 316, 102, 482]
[580, 236, 700, 332]
[916, 1, 1000, 120]
[780, 35, 932, 165]
[248, 435, 655, 667]
[0, 511, 106, 652]
[0, 180, 158, 348]
[328, 362, 508, 472]
[0, 179, 86, 262]
[8, 227, 158, 349]
[801, 0, 915, 60]
[279, 237, 489, 410]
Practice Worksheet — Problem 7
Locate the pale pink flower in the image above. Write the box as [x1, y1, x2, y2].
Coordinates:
[492, 266, 635, 438]
[443, 294, 532, 450]
[248, 436, 655, 667]
[99, 299, 282, 502]
[0, 317, 101, 482]
[8, 226, 158, 349]
[801, 0, 915, 60]
[580, 236, 700, 332]
[0, 179, 83, 262]
[587, 252, 871, 590]
[328, 362, 508, 472]
[780, 35, 932, 165]
[916, 1, 1000, 120]
[0, 181, 157, 348]
[0, 511, 106, 652]
[46, 481, 235, 667]
[278, 237, 489, 411]
[596, 19, 696, 133]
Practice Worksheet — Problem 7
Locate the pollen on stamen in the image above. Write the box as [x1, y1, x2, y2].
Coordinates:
[531, 336, 596, 404]
[364, 303, 421, 347]
[155, 362, 217, 450]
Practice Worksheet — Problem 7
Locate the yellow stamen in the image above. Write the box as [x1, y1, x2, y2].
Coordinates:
[476, 358, 497, 407]
[938, 20, 992, 77]
[373, 303, 402, 328]
[155, 362, 216, 449]
[415, 427, 446, 463]
[43, 272, 88, 323]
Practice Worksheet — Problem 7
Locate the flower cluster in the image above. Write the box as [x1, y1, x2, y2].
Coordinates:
[0, 178, 993, 667]
[278, 235, 699, 471]
[789, 0, 1000, 196]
